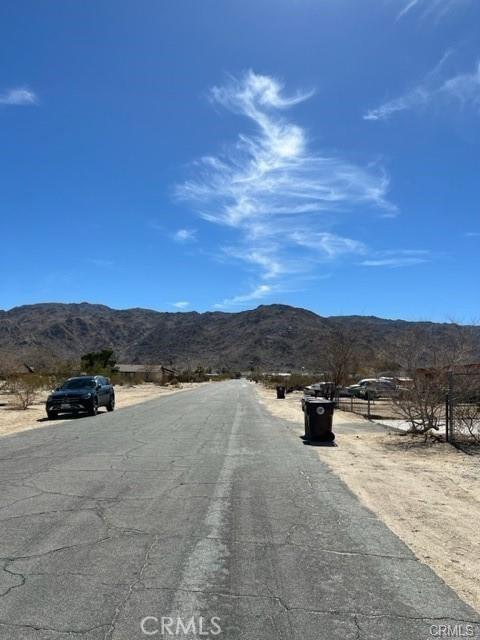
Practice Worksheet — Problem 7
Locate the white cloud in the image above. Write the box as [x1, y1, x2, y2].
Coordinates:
[395, 0, 471, 21]
[214, 284, 272, 309]
[180, 73, 393, 226]
[172, 301, 190, 309]
[360, 258, 425, 267]
[441, 63, 480, 106]
[0, 88, 37, 106]
[364, 58, 480, 121]
[173, 228, 197, 243]
[397, 0, 421, 19]
[177, 71, 396, 307]
[290, 231, 367, 258]
[359, 249, 430, 268]
[364, 88, 430, 121]
[222, 246, 285, 279]
[465, 231, 480, 237]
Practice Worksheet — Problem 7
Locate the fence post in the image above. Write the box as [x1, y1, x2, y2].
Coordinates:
[367, 397, 371, 420]
[350, 396, 353, 412]
[445, 393, 449, 443]
[447, 372, 453, 444]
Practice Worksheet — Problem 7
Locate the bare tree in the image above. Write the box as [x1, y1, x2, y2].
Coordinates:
[393, 374, 447, 434]
[392, 324, 473, 436]
[323, 326, 358, 388]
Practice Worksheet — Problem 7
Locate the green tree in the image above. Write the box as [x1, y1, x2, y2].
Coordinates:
[80, 349, 117, 375]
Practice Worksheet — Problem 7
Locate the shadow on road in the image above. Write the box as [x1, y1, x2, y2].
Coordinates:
[299, 435, 337, 447]
[36, 410, 108, 423]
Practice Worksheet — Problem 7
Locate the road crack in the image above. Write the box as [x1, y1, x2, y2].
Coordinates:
[104, 535, 159, 640]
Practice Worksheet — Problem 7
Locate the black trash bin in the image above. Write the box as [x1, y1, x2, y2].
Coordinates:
[304, 398, 335, 444]
[276, 385, 286, 399]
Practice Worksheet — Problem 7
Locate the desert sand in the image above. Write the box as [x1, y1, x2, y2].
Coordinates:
[257, 384, 480, 613]
[0, 382, 206, 438]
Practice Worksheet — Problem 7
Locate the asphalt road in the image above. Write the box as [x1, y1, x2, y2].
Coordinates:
[0, 380, 478, 640]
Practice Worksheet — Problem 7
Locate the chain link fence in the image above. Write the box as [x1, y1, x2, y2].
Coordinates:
[335, 395, 401, 421]
[334, 371, 480, 444]
[446, 372, 480, 445]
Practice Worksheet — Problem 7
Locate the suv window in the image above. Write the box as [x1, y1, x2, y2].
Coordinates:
[62, 378, 96, 390]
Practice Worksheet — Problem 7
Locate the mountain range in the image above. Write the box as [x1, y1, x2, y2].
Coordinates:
[0, 302, 479, 372]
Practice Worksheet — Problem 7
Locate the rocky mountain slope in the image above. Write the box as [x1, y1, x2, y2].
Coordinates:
[0, 302, 478, 371]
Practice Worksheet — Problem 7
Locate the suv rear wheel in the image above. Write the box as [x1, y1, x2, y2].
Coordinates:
[107, 396, 115, 412]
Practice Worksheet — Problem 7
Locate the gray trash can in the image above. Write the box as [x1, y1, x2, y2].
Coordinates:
[304, 398, 335, 444]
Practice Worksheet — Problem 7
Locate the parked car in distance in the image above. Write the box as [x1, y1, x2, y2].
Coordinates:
[346, 378, 397, 400]
[336, 386, 354, 397]
[46, 375, 115, 419]
[304, 382, 336, 399]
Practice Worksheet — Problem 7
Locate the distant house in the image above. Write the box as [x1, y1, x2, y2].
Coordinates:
[263, 372, 291, 379]
[416, 363, 480, 378]
[116, 364, 176, 383]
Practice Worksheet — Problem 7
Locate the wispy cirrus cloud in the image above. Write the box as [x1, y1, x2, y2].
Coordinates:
[364, 55, 480, 121]
[222, 246, 286, 280]
[359, 250, 430, 268]
[0, 87, 37, 106]
[177, 71, 396, 308]
[173, 228, 197, 243]
[214, 284, 273, 309]
[290, 232, 367, 258]
[397, 0, 421, 19]
[395, 0, 471, 21]
[172, 301, 190, 309]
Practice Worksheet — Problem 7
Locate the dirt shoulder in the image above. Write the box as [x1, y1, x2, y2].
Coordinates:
[0, 382, 207, 438]
[256, 384, 480, 613]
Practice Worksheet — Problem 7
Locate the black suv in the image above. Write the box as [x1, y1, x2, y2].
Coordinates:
[46, 375, 115, 419]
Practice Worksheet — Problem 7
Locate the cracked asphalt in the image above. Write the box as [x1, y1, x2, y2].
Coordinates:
[0, 380, 479, 639]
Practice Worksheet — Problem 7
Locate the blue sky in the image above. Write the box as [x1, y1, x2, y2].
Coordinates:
[1, 0, 479, 321]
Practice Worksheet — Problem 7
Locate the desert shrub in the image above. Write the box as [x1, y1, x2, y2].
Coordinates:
[109, 372, 145, 387]
[176, 368, 208, 383]
[5, 374, 46, 410]
[46, 361, 82, 389]
[215, 372, 239, 381]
